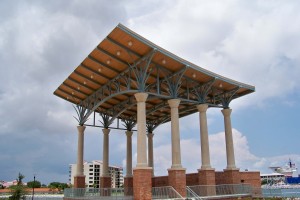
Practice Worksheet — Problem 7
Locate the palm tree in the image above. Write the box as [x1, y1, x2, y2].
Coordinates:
[9, 173, 27, 200]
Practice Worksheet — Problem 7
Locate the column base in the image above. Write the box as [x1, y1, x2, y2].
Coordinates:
[198, 169, 216, 196]
[223, 169, 241, 184]
[124, 176, 133, 196]
[133, 167, 152, 200]
[74, 175, 85, 188]
[198, 168, 216, 185]
[100, 176, 111, 188]
[168, 168, 186, 197]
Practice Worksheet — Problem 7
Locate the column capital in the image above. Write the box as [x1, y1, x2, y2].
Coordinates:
[134, 92, 148, 102]
[197, 104, 208, 112]
[77, 125, 86, 133]
[147, 133, 154, 138]
[126, 130, 133, 137]
[168, 99, 181, 108]
[221, 108, 232, 116]
[102, 128, 110, 135]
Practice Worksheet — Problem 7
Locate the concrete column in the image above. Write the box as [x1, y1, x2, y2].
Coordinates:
[74, 125, 86, 188]
[102, 128, 110, 176]
[76, 126, 85, 176]
[197, 104, 212, 169]
[147, 133, 154, 176]
[133, 93, 152, 200]
[168, 99, 182, 169]
[221, 108, 237, 170]
[126, 131, 133, 177]
[134, 92, 148, 168]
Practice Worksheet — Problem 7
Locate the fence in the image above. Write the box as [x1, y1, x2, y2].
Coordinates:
[262, 187, 300, 198]
[64, 187, 133, 200]
[152, 186, 184, 199]
[187, 184, 252, 199]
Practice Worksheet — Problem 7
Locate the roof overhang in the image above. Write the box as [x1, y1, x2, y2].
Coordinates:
[54, 23, 255, 129]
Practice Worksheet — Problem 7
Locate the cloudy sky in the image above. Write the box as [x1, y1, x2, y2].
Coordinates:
[1, 0, 300, 184]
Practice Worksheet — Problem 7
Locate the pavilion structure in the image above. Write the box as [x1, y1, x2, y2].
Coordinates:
[54, 24, 259, 200]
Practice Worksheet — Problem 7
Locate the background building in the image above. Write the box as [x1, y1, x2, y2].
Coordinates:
[69, 160, 123, 188]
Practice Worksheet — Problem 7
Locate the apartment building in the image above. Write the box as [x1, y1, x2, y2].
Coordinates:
[69, 160, 123, 188]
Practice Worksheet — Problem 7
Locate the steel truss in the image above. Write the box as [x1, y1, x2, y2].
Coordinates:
[69, 25, 252, 130]
[73, 53, 241, 131]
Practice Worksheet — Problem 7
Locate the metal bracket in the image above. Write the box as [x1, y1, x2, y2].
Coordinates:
[122, 118, 136, 131]
[130, 49, 156, 92]
[191, 78, 216, 103]
[160, 66, 187, 98]
[73, 104, 91, 125]
[217, 87, 240, 108]
[99, 113, 113, 129]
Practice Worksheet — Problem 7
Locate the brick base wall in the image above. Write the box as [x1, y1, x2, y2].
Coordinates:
[100, 176, 111, 188]
[74, 176, 85, 188]
[168, 168, 186, 197]
[198, 169, 216, 185]
[240, 171, 261, 187]
[152, 175, 168, 187]
[186, 173, 198, 186]
[133, 168, 152, 200]
[124, 176, 133, 196]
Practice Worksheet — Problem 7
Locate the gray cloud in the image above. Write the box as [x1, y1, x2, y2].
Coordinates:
[1, 0, 300, 184]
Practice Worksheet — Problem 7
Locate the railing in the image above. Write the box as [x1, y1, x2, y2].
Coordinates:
[187, 184, 252, 199]
[186, 186, 203, 199]
[64, 187, 133, 199]
[262, 187, 300, 198]
[152, 186, 184, 199]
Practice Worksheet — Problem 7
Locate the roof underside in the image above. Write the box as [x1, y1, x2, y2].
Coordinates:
[54, 24, 255, 129]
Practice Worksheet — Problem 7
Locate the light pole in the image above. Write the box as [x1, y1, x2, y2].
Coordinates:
[32, 174, 36, 200]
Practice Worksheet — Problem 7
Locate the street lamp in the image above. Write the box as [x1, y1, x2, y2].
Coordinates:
[32, 174, 36, 200]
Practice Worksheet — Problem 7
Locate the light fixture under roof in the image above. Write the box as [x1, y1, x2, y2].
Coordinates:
[192, 73, 196, 78]
[219, 83, 223, 88]
[77, 86, 80, 91]
[67, 96, 69, 100]
[90, 74, 94, 79]
[162, 59, 166, 64]
[106, 59, 111, 64]
[128, 41, 133, 46]
[83, 81, 87, 85]
[116, 50, 121, 56]
[98, 68, 102, 72]
[71, 91, 75, 95]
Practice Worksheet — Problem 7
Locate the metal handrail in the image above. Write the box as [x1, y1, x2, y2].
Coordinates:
[186, 186, 202, 200]
[187, 184, 252, 199]
[152, 186, 184, 199]
[64, 187, 133, 199]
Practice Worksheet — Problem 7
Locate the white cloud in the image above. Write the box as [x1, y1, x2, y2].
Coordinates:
[127, 0, 300, 110]
[151, 128, 300, 175]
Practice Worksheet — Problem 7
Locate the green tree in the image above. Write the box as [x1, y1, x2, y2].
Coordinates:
[27, 180, 41, 188]
[9, 172, 27, 200]
[48, 182, 69, 190]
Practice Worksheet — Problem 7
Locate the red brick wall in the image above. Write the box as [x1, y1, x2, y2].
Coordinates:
[74, 176, 85, 188]
[124, 176, 133, 188]
[186, 173, 198, 186]
[168, 169, 187, 197]
[216, 170, 261, 187]
[133, 168, 152, 200]
[100, 176, 111, 188]
[240, 171, 261, 188]
[152, 175, 169, 187]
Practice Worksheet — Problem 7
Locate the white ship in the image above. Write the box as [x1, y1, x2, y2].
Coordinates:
[269, 159, 298, 178]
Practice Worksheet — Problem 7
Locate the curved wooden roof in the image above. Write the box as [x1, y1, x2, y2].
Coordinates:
[54, 24, 255, 128]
